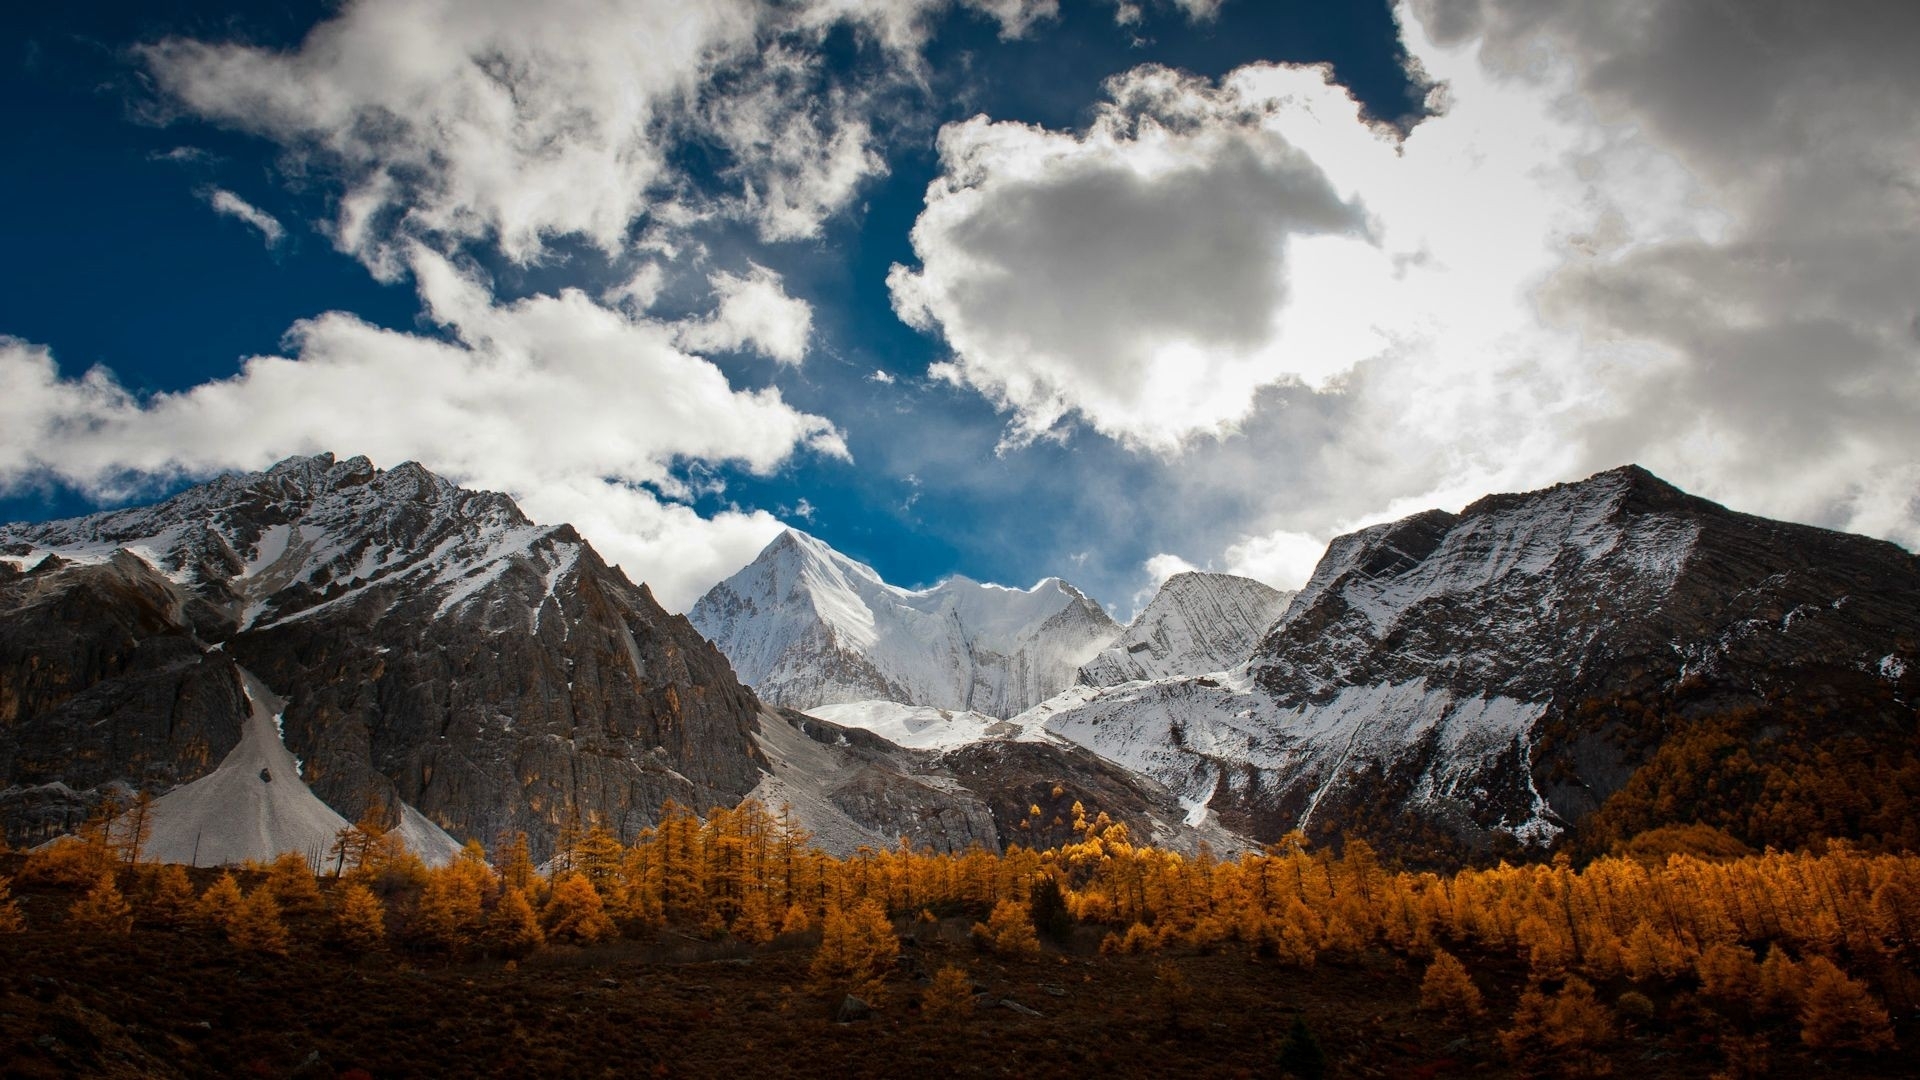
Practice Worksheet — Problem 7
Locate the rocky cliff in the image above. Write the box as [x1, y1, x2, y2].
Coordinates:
[0, 455, 765, 861]
[1017, 466, 1920, 861]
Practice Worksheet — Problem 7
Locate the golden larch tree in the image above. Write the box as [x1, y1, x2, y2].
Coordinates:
[333, 882, 387, 955]
[197, 872, 245, 930]
[68, 871, 134, 936]
[486, 886, 546, 957]
[921, 964, 974, 1021]
[143, 864, 199, 928]
[0, 875, 26, 933]
[543, 875, 616, 944]
[1798, 955, 1896, 1051]
[229, 888, 291, 955]
[808, 899, 899, 1003]
[1419, 949, 1485, 1022]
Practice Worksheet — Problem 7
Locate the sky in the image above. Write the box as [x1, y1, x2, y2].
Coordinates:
[2, 0, 1916, 619]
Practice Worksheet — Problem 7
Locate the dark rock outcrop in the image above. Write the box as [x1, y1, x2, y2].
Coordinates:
[0, 455, 765, 859]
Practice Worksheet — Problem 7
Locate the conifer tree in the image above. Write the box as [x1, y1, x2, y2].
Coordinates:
[1499, 977, 1614, 1078]
[329, 800, 391, 878]
[779, 901, 811, 935]
[921, 965, 974, 1021]
[143, 864, 198, 928]
[411, 869, 483, 953]
[1798, 955, 1896, 1050]
[543, 875, 616, 944]
[1275, 1015, 1327, 1080]
[0, 875, 26, 934]
[732, 891, 776, 945]
[1419, 949, 1485, 1021]
[1695, 942, 1761, 1005]
[499, 831, 539, 900]
[114, 791, 155, 866]
[971, 899, 1041, 959]
[486, 886, 546, 957]
[333, 883, 387, 955]
[809, 900, 898, 1002]
[230, 888, 291, 955]
[266, 851, 323, 914]
[68, 871, 134, 936]
[198, 872, 245, 931]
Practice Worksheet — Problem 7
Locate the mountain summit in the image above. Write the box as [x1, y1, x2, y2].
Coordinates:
[1019, 465, 1920, 859]
[688, 529, 1121, 718]
[1078, 571, 1294, 686]
[0, 454, 764, 860]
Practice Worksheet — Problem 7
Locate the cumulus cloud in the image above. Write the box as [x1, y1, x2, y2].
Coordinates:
[676, 263, 813, 365]
[890, 64, 1371, 451]
[1220, 529, 1326, 592]
[139, 0, 1061, 276]
[0, 250, 845, 608]
[900, 0, 1920, 590]
[203, 188, 285, 246]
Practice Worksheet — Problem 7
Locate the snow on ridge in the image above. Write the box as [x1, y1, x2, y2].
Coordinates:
[690, 528, 1121, 718]
[1015, 671, 1555, 844]
[802, 699, 1055, 751]
[1080, 571, 1293, 687]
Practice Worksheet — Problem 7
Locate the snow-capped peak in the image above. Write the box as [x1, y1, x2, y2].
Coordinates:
[0, 453, 579, 631]
[689, 528, 1121, 718]
[1078, 571, 1295, 687]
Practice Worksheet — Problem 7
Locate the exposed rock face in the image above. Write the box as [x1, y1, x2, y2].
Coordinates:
[1078, 571, 1293, 686]
[689, 529, 1121, 719]
[1018, 466, 1920, 860]
[0, 455, 765, 859]
[0, 552, 249, 843]
[752, 708, 1242, 856]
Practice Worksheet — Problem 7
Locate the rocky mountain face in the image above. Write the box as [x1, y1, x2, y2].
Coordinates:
[0, 454, 764, 861]
[1078, 571, 1294, 687]
[688, 529, 1121, 719]
[749, 706, 1245, 857]
[1018, 466, 1920, 861]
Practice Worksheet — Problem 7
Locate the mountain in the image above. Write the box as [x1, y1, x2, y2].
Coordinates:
[1078, 571, 1294, 686]
[1016, 466, 1920, 861]
[687, 529, 1121, 719]
[0, 454, 765, 861]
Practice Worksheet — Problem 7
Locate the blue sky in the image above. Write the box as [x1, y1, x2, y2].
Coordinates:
[3, 1, 1916, 615]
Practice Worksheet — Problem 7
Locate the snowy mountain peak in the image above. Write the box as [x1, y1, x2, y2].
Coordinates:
[1078, 571, 1294, 687]
[689, 529, 1121, 718]
[1, 453, 768, 862]
[1023, 464, 1920, 858]
[0, 454, 563, 631]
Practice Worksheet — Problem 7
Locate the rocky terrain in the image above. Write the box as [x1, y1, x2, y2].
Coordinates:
[1016, 466, 1920, 860]
[1077, 571, 1293, 686]
[0, 455, 764, 861]
[0, 456, 1228, 864]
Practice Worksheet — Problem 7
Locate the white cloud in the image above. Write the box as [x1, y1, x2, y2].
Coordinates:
[603, 263, 666, 314]
[204, 188, 285, 246]
[1142, 551, 1198, 584]
[676, 263, 813, 365]
[0, 250, 846, 609]
[868, 369, 896, 385]
[1221, 529, 1326, 592]
[889, 64, 1375, 451]
[140, 0, 1062, 274]
[904, 0, 1920, 584]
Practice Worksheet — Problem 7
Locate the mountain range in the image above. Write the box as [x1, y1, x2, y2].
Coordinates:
[0, 455, 1225, 862]
[4, 456, 1915, 867]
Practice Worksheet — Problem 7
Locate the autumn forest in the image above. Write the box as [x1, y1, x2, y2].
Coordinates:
[2, 790, 1915, 1079]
